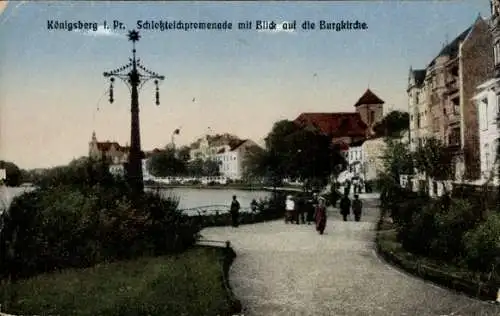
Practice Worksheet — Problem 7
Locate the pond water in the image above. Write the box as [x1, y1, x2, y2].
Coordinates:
[151, 187, 271, 211]
[1, 186, 272, 216]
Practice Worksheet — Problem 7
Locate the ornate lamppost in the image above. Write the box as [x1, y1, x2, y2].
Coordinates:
[103, 30, 165, 198]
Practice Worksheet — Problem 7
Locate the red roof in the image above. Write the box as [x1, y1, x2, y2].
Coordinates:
[294, 112, 368, 138]
[353, 89, 385, 107]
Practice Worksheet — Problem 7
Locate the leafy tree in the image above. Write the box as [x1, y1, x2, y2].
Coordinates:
[202, 158, 221, 176]
[186, 158, 204, 177]
[380, 137, 414, 187]
[413, 137, 454, 188]
[373, 110, 409, 138]
[0, 160, 21, 186]
[177, 145, 191, 163]
[242, 145, 267, 181]
[147, 148, 186, 177]
[245, 120, 347, 190]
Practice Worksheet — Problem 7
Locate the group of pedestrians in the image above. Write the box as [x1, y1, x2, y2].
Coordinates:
[339, 193, 363, 222]
[285, 192, 364, 235]
[285, 193, 328, 235]
[229, 192, 364, 230]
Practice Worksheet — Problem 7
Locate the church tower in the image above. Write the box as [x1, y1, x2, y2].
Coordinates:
[88, 131, 99, 159]
[353, 89, 385, 134]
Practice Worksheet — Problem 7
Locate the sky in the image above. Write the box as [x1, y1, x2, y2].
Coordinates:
[0, 0, 492, 169]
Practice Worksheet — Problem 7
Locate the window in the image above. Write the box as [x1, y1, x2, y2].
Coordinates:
[485, 144, 490, 172]
[482, 98, 489, 129]
[495, 41, 500, 66]
[416, 92, 420, 104]
[497, 94, 500, 116]
[369, 110, 375, 124]
[449, 127, 460, 146]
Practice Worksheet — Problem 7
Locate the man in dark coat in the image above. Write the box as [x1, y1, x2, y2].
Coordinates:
[339, 193, 351, 221]
[352, 194, 363, 222]
[230, 195, 240, 227]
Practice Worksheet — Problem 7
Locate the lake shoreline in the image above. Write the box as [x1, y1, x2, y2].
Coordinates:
[145, 184, 303, 192]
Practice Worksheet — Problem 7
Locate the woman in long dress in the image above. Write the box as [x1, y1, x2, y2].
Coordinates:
[314, 197, 327, 235]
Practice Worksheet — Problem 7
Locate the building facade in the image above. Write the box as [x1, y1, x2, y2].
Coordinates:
[214, 139, 260, 180]
[491, 0, 500, 181]
[88, 131, 129, 165]
[189, 133, 241, 161]
[473, 83, 499, 183]
[407, 69, 430, 151]
[408, 17, 493, 180]
[347, 140, 364, 177]
[361, 137, 387, 181]
[294, 89, 385, 145]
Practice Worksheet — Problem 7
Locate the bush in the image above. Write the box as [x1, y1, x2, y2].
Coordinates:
[399, 200, 438, 255]
[463, 213, 500, 272]
[396, 195, 484, 266]
[0, 182, 200, 281]
[429, 198, 480, 262]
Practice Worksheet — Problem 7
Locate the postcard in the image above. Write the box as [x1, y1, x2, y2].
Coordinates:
[0, 1, 499, 315]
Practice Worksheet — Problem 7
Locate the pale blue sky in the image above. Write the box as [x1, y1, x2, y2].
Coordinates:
[0, 1, 492, 169]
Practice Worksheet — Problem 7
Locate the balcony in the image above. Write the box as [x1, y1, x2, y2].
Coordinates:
[495, 63, 500, 79]
[445, 78, 459, 95]
[447, 113, 460, 125]
[430, 92, 440, 105]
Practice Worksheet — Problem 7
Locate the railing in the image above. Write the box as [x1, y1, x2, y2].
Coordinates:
[178, 205, 255, 217]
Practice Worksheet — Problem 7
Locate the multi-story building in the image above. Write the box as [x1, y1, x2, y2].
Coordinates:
[294, 89, 386, 182]
[189, 133, 241, 161]
[473, 85, 499, 183]
[294, 88, 385, 146]
[407, 68, 430, 151]
[214, 139, 260, 180]
[408, 17, 493, 180]
[469, 1, 500, 185]
[88, 131, 129, 165]
[347, 140, 364, 176]
[492, 0, 500, 181]
[361, 137, 387, 181]
[188, 134, 261, 180]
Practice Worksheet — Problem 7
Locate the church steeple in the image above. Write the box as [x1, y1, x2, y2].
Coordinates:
[91, 130, 97, 142]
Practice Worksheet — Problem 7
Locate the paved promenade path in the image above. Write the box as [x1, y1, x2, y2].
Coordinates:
[200, 197, 500, 316]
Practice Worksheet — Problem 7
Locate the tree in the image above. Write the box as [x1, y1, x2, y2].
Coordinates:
[186, 158, 204, 177]
[177, 146, 191, 163]
[373, 110, 409, 138]
[245, 120, 347, 191]
[285, 128, 337, 190]
[203, 158, 221, 177]
[0, 160, 22, 186]
[242, 145, 266, 181]
[380, 137, 414, 186]
[147, 148, 186, 177]
[413, 137, 453, 182]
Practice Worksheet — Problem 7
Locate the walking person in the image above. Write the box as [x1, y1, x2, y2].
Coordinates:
[285, 195, 295, 224]
[296, 195, 306, 224]
[314, 197, 327, 235]
[230, 195, 240, 227]
[250, 199, 258, 213]
[306, 194, 315, 225]
[352, 194, 363, 222]
[339, 193, 351, 221]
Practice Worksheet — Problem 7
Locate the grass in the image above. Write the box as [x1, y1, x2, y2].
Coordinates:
[0, 247, 232, 316]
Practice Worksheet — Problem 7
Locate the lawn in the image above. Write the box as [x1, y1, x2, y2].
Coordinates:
[0, 246, 233, 316]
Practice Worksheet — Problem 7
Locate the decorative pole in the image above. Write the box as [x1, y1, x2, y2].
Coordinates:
[103, 30, 165, 198]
